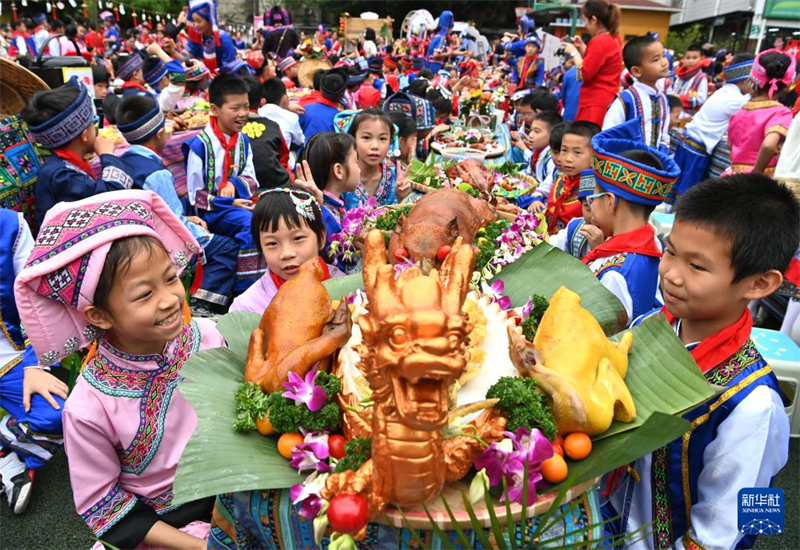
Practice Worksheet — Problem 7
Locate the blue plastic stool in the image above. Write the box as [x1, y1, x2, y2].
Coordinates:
[752, 328, 800, 437]
[649, 212, 675, 236]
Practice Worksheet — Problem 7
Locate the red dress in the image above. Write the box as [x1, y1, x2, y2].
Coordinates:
[576, 33, 623, 127]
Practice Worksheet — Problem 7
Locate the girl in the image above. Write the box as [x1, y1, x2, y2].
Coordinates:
[343, 108, 410, 209]
[186, 0, 237, 75]
[728, 49, 794, 176]
[14, 190, 225, 550]
[387, 111, 420, 203]
[229, 185, 344, 314]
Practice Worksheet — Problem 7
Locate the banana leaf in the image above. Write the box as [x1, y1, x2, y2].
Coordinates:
[491, 243, 628, 334]
[173, 313, 301, 505]
[323, 273, 364, 300]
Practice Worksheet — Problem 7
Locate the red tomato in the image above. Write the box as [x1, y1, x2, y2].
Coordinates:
[393, 248, 409, 262]
[552, 442, 564, 457]
[327, 494, 369, 535]
[329, 435, 347, 460]
[437, 245, 452, 262]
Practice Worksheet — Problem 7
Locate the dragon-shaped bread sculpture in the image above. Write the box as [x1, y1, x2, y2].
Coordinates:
[508, 286, 636, 435]
[244, 258, 352, 393]
[323, 231, 506, 536]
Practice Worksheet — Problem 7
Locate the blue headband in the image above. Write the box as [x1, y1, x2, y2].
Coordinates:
[29, 76, 95, 149]
[117, 104, 166, 145]
[33, 14, 46, 24]
[590, 118, 681, 206]
[143, 59, 168, 87]
[578, 169, 596, 199]
[118, 52, 144, 81]
[724, 59, 755, 84]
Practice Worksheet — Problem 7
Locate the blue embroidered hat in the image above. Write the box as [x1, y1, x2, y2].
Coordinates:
[383, 91, 436, 131]
[724, 58, 755, 84]
[33, 13, 47, 24]
[117, 51, 144, 81]
[117, 102, 166, 145]
[590, 118, 681, 206]
[29, 76, 95, 150]
[578, 169, 595, 199]
[219, 59, 254, 76]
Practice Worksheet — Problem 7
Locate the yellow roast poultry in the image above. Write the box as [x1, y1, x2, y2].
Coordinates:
[507, 286, 636, 435]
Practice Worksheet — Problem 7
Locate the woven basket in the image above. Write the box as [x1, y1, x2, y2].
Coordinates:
[0, 58, 49, 118]
[297, 58, 333, 88]
[496, 209, 522, 222]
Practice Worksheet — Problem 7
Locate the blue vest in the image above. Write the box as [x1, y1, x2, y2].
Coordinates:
[182, 131, 253, 200]
[565, 217, 589, 259]
[619, 88, 668, 153]
[595, 252, 661, 322]
[0, 210, 25, 350]
[119, 150, 165, 190]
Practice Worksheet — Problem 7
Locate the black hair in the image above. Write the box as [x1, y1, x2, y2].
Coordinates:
[209, 73, 249, 107]
[116, 94, 158, 127]
[581, 0, 621, 36]
[142, 55, 161, 79]
[685, 43, 703, 54]
[364, 27, 376, 42]
[348, 107, 394, 139]
[520, 89, 559, 113]
[242, 74, 264, 109]
[262, 77, 286, 105]
[92, 63, 109, 85]
[94, 236, 168, 310]
[251, 186, 327, 252]
[312, 69, 326, 91]
[65, 23, 78, 40]
[301, 132, 356, 192]
[622, 34, 658, 71]
[753, 51, 792, 94]
[549, 122, 567, 151]
[21, 83, 81, 128]
[407, 78, 430, 98]
[426, 89, 452, 116]
[531, 110, 563, 131]
[667, 94, 682, 111]
[418, 68, 435, 80]
[387, 111, 416, 139]
[51, 19, 64, 32]
[730, 52, 755, 65]
[675, 174, 800, 282]
[701, 43, 716, 58]
[563, 120, 601, 141]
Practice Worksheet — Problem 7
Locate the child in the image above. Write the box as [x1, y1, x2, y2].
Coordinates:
[22, 76, 134, 232]
[229, 186, 344, 314]
[117, 95, 239, 316]
[184, 73, 264, 294]
[114, 51, 149, 97]
[545, 121, 600, 232]
[278, 56, 299, 89]
[299, 68, 348, 140]
[141, 45, 187, 111]
[356, 64, 381, 109]
[241, 75, 292, 189]
[549, 170, 603, 259]
[603, 174, 797, 550]
[513, 37, 544, 91]
[0, 209, 65, 515]
[386, 111, 418, 164]
[522, 110, 562, 183]
[666, 94, 683, 130]
[15, 190, 225, 549]
[668, 43, 709, 118]
[523, 121, 566, 213]
[728, 49, 794, 176]
[259, 77, 305, 170]
[671, 53, 754, 199]
[301, 132, 360, 252]
[342, 108, 409, 208]
[603, 34, 671, 153]
[580, 119, 680, 325]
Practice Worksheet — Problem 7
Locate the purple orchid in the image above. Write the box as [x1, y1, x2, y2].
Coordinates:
[522, 298, 534, 319]
[474, 427, 553, 506]
[290, 431, 332, 473]
[290, 471, 329, 518]
[282, 365, 328, 412]
[484, 279, 512, 310]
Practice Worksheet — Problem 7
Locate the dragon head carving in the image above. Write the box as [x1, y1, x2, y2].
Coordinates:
[357, 230, 475, 430]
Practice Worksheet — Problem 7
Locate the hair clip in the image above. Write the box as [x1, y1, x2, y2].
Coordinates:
[257, 187, 319, 221]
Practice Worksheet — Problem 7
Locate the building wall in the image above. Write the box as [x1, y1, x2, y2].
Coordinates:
[670, 0, 754, 26]
[619, 9, 673, 41]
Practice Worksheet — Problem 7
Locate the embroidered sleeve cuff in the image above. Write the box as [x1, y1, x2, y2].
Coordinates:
[80, 484, 139, 537]
[195, 190, 211, 211]
[765, 125, 788, 137]
[99, 499, 162, 549]
[99, 156, 134, 190]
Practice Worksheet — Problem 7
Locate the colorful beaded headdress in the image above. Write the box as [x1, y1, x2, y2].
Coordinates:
[257, 187, 320, 221]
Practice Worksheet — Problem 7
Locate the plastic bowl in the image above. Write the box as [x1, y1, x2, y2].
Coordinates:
[440, 148, 488, 164]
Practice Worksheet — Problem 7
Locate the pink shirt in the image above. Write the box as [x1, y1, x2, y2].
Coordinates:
[728, 100, 793, 171]
[62, 318, 225, 538]
[229, 265, 344, 315]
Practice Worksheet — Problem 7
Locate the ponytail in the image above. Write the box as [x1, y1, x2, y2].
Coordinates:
[582, 0, 621, 36]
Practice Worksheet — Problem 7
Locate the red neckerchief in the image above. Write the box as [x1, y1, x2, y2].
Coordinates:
[520, 53, 538, 86]
[663, 307, 752, 374]
[531, 147, 542, 172]
[53, 148, 97, 179]
[270, 256, 331, 289]
[315, 96, 343, 109]
[209, 115, 239, 192]
[122, 81, 148, 93]
[675, 63, 704, 80]
[187, 27, 221, 74]
[546, 173, 580, 233]
[299, 90, 321, 107]
[581, 224, 661, 265]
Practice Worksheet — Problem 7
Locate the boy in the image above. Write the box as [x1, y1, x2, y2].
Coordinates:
[241, 75, 292, 189]
[668, 43, 709, 118]
[117, 95, 239, 315]
[671, 53, 754, 200]
[184, 74, 264, 293]
[520, 110, 562, 183]
[549, 170, 603, 259]
[114, 51, 149, 97]
[604, 174, 796, 550]
[299, 69, 347, 140]
[21, 76, 133, 232]
[259, 77, 305, 170]
[513, 37, 544, 91]
[603, 34, 671, 153]
[545, 121, 600, 232]
[356, 63, 382, 109]
[278, 56, 299, 89]
[581, 119, 680, 324]
[141, 43, 187, 111]
[0, 209, 65, 514]
[667, 94, 683, 130]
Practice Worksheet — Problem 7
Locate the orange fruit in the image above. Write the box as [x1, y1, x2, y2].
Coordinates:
[277, 432, 304, 459]
[255, 413, 274, 436]
[564, 432, 592, 460]
[541, 454, 568, 483]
